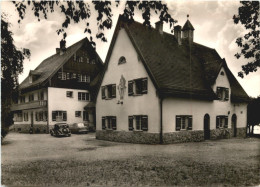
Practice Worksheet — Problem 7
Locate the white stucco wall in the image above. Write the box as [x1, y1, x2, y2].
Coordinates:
[163, 67, 247, 132]
[96, 28, 160, 133]
[48, 87, 90, 126]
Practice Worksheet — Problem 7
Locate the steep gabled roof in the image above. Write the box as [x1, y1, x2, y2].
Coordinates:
[19, 37, 103, 91]
[103, 16, 249, 102]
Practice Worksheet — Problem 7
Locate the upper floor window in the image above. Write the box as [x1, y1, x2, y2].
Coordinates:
[52, 111, 67, 121]
[128, 115, 148, 131]
[118, 56, 126, 65]
[78, 74, 90, 83]
[176, 115, 192, 131]
[78, 92, 90, 101]
[128, 78, 147, 96]
[38, 91, 44, 100]
[102, 84, 116, 99]
[216, 115, 228, 128]
[102, 116, 117, 130]
[29, 94, 34, 102]
[216, 87, 229, 101]
[58, 72, 66, 80]
[20, 96, 25, 103]
[67, 91, 73, 98]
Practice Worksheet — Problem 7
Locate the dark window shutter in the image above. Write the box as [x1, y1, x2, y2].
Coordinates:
[188, 116, 192, 130]
[102, 117, 106, 130]
[128, 81, 134, 96]
[141, 115, 148, 131]
[101, 86, 106, 99]
[142, 78, 148, 94]
[35, 112, 38, 122]
[129, 116, 134, 131]
[112, 116, 117, 130]
[216, 87, 221, 99]
[63, 111, 67, 121]
[224, 116, 228, 128]
[216, 116, 220, 128]
[224, 88, 229, 101]
[112, 84, 116, 98]
[78, 92, 81, 100]
[52, 111, 56, 121]
[176, 116, 181, 131]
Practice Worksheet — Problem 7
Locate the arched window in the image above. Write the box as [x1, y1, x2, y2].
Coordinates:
[220, 71, 225, 76]
[118, 56, 126, 65]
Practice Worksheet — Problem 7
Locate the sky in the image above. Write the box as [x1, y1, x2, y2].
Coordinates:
[1, 0, 260, 98]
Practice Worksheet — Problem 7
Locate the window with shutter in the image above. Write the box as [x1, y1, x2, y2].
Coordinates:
[224, 116, 228, 128]
[102, 117, 106, 130]
[176, 116, 181, 131]
[63, 111, 67, 121]
[129, 116, 134, 131]
[141, 115, 148, 131]
[224, 88, 229, 101]
[58, 72, 62, 79]
[128, 81, 133, 96]
[187, 116, 192, 130]
[35, 112, 38, 122]
[101, 86, 106, 99]
[112, 84, 116, 98]
[52, 111, 56, 121]
[217, 87, 221, 99]
[142, 78, 148, 94]
[112, 116, 117, 130]
[216, 116, 220, 128]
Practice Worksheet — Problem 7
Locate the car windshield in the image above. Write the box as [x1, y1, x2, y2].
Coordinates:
[78, 123, 84, 127]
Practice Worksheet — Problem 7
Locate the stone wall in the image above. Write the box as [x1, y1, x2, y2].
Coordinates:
[210, 128, 232, 140]
[96, 130, 160, 144]
[236, 127, 246, 138]
[163, 130, 204, 144]
[10, 124, 48, 134]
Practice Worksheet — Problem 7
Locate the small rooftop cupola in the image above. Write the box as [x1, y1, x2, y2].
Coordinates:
[155, 21, 163, 35]
[182, 15, 195, 43]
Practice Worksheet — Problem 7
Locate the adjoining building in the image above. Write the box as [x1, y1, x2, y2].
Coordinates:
[10, 38, 104, 133]
[95, 15, 250, 144]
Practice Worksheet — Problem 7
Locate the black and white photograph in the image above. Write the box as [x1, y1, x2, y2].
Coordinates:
[1, 0, 260, 186]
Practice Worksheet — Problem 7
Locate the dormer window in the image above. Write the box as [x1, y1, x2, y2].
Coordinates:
[216, 87, 229, 101]
[118, 56, 126, 65]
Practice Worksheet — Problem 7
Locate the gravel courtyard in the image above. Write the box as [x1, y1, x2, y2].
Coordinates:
[2, 133, 260, 186]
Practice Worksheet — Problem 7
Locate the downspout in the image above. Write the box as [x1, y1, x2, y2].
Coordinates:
[160, 96, 164, 144]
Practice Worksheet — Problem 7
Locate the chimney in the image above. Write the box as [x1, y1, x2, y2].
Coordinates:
[155, 21, 163, 35]
[59, 39, 66, 55]
[174, 25, 182, 45]
[56, 48, 60, 54]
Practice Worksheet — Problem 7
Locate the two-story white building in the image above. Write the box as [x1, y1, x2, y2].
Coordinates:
[11, 38, 104, 133]
[95, 15, 250, 144]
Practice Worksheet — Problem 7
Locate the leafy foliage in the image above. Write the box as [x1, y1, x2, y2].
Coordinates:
[1, 14, 30, 138]
[13, 1, 177, 48]
[233, 1, 260, 78]
[247, 96, 260, 131]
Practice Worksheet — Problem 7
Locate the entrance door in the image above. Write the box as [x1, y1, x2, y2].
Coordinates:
[232, 114, 237, 137]
[204, 114, 210, 140]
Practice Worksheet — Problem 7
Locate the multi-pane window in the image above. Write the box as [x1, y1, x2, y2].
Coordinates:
[58, 72, 67, 80]
[75, 111, 81, 117]
[128, 78, 148, 96]
[66, 73, 70, 80]
[83, 111, 89, 121]
[101, 84, 116, 99]
[29, 94, 34, 102]
[20, 96, 25, 103]
[176, 115, 192, 131]
[52, 111, 67, 121]
[78, 92, 90, 101]
[24, 112, 28, 121]
[72, 73, 77, 79]
[38, 91, 44, 100]
[128, 115, 148, 131]
[16, 112, 23, 122]
[216, 116, 228, 128]
[78, 74, 90, 83]
[216, 87, 229, 101]
[102, 116, 117, 130]
[66, 91, 73, 98]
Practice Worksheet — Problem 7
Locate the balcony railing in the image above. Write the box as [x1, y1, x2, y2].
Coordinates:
[10, 100, 47, 111]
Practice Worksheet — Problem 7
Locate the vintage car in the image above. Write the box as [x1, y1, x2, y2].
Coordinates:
[69, 122, 89, 134]
[50, 123, 71, 137]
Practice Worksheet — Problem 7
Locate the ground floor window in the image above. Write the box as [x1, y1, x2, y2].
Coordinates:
[128, 115, 148, 131]
[83, 111, 89, 121]
[52, 111, 67, 121]
[35, 111, 48, 122]
[102, 116, 117, 130]
[24, 112, 29, 121]
[14, 112, 23, 122]
[75, 111, 81, 117]
[216, 115, 228, 128]
[176, 115, 192, 131]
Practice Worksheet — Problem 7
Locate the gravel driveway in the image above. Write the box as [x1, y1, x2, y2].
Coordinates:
[2, 133, 260, 186]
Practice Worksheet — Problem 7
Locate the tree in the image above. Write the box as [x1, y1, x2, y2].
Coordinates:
[1, 14, 30, 139]
[13, 1, 177, 48]
[247, 96, 260, 136]
[233, 1, 260, 78]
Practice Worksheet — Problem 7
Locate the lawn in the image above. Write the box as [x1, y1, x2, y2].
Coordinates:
[1, 133, 260, 186]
